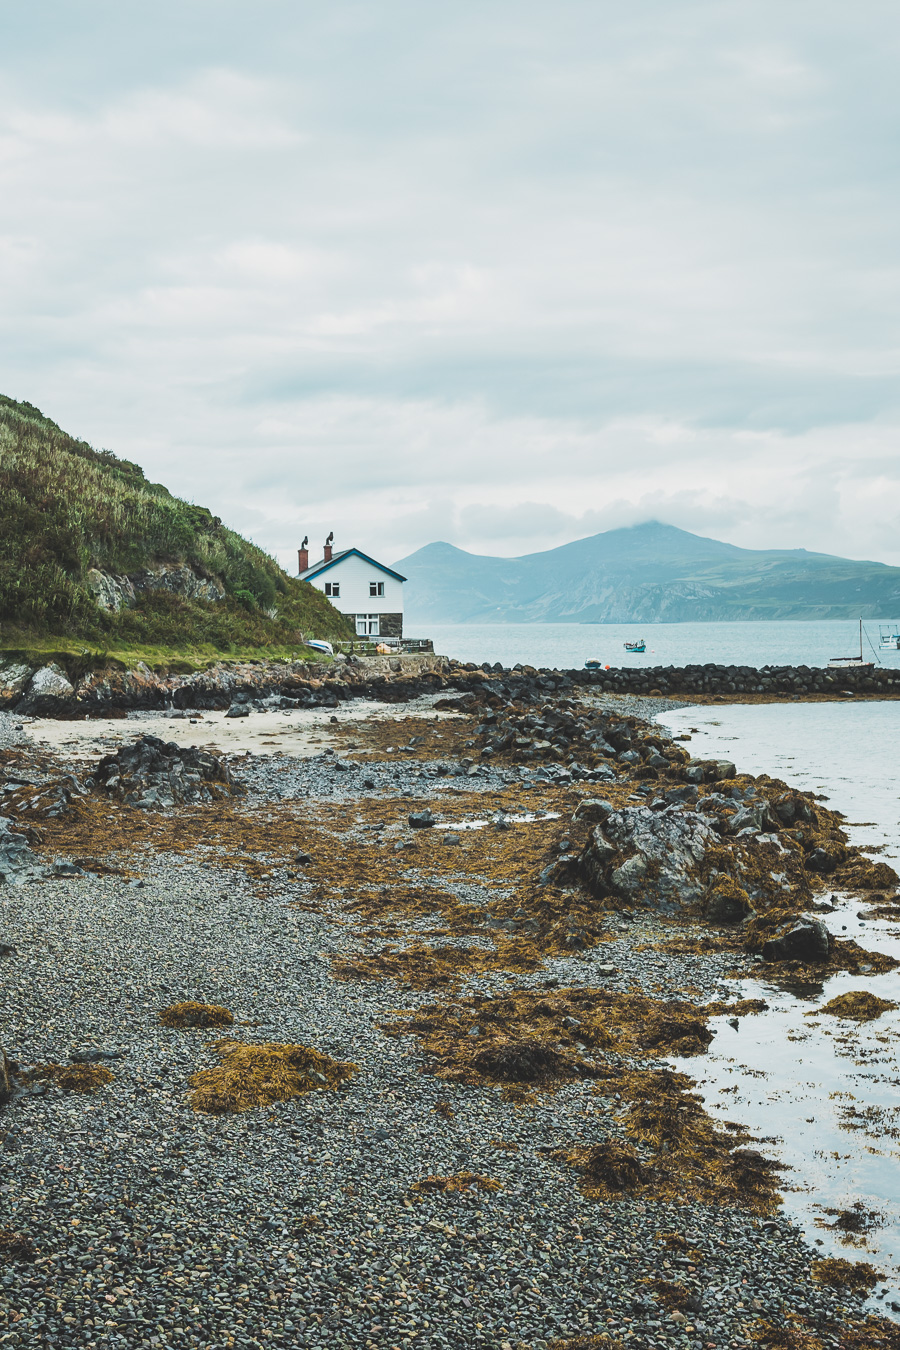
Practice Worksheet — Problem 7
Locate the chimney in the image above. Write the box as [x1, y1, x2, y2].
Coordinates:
[323, 530, 334, 563]
[297, 535, 309, 575]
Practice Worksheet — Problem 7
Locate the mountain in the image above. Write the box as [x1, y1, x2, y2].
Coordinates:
[0, 395, 351, 657]
[395, 523, 900, 624]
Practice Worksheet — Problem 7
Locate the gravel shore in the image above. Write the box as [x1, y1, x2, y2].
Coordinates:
[0, 698, 887, 1349]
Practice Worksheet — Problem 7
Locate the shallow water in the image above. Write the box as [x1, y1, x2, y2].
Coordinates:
[426, 618, 900, 672]
[656, 701, 900, 1315]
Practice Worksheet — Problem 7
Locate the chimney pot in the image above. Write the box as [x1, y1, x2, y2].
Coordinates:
[324, 530, 334, 564]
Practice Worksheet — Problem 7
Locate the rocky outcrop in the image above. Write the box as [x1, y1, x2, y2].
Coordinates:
[15, 665, 76, 716]
[92, 736, 237, 809]
[580, 807, 716, 913]
[86, 564, 226, 613]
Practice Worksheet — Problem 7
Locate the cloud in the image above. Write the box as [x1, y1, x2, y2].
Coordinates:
[1, 1, 900, 574]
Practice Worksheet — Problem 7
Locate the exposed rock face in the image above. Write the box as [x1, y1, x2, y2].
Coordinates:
[92, 735, 237, 808]
[0, 818, 45, 885]
[86, 564, 225, 613]
[27, 665, 74, 699]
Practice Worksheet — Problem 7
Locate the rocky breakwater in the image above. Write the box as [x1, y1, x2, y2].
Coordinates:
[447, 657, 900, 699]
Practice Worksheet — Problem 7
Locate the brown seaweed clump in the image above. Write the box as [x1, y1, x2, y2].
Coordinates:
[158, 1001, 235, 1029]
[810, 1256, 883, 1291]
[547, 1338, 626, 1350]
[0, 1230, 36, 1262]
[559, 1067, 785, 1214]
[577, 1142, 646, 1193]
[819, 991, 898, 1022]
[752, 1314, 900, 1349]
[188, 1040, 356, 1114]
[410, 1172, 502, 1195]
[23, 1063, 114, 1093]
[382, 985, 764, 1092]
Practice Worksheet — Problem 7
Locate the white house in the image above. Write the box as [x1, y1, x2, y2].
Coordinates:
[298, 535, 406, 639]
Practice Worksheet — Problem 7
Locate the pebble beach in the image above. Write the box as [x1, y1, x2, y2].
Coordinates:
[2, 679, 898, 1350]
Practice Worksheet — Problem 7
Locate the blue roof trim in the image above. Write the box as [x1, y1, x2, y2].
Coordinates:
[300, 548, 407, 584]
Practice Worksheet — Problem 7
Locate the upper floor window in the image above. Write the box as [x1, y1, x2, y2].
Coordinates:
[369, 581, 385, 597]
[325, 581, 340, 597]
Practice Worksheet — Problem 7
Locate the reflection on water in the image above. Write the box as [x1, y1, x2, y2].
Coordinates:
[657, 701, 900, 1316]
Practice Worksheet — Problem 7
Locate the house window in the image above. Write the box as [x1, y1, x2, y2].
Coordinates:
[356, 614, 380, 636]
[369, 581, 385, 597]
[325, 581, 340, 597]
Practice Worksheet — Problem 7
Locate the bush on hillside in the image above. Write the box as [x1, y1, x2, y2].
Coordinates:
[0, 395, 351, 650]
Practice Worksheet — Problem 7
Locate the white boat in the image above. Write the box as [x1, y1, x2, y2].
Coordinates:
[879, 624, 900, 650]
[826, 619, 874, 670]
[305, 639, 334, 656]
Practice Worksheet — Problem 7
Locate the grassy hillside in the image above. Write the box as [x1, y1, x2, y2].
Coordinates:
[0, 395, 352, 662]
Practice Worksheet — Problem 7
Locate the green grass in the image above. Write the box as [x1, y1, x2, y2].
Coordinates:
[0, 394, 353, 654]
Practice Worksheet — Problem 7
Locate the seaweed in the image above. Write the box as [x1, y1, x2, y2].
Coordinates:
[23, 1062, 114, 1093]
[0, 1230, 36, 1262]
[158, 1001, 235, 1029]
[811, 1256, 883, 1290]
[819, 991, 897, 1022]
[188, 1040, 356, 1114]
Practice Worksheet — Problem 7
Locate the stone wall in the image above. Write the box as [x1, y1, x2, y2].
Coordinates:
[378, 612, 403, 639]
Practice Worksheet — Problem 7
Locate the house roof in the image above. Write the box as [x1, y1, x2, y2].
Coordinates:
[300, 548, 407, 584]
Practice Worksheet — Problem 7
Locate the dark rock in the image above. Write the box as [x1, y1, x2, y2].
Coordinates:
[762, 919, 832, 963]
[0, 817, 45, 886]
[408, 810, 435, 829]
[572, 799, 614, 824]
[225, 704, 250, 718]
[92, 735, 237, 807]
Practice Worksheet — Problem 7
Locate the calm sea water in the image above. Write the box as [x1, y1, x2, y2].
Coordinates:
[425, 619, 900, 671]
[657, 701, 900, 1314]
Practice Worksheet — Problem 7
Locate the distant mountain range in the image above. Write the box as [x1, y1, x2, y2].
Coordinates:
[394, 523, 900, 624]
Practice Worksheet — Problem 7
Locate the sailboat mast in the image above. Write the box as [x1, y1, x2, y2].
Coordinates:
[860, 617, 863, 661]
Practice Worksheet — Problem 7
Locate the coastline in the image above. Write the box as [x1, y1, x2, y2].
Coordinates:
[2, 674, 900, 1349]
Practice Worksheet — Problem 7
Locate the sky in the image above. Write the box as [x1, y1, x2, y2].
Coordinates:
[2, 2, 900, 571]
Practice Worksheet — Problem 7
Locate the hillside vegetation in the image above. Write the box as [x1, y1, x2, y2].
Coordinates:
[397, 523, 900, 624]
[0, 395, 351, 662]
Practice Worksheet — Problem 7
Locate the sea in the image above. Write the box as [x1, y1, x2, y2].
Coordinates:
[656, 700, 900, 1315]
[424, 618, 900, 671]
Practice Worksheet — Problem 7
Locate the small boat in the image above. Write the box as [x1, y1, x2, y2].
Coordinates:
[879, 624, 900, 650]
[584, 659, 603, 669]
[826, 619, 874, 670]
[624, 639, 646, 653]
[305, 639, 334, 656]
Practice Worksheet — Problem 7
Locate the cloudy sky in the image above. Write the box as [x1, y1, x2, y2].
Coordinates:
[2, 2, 900, 569]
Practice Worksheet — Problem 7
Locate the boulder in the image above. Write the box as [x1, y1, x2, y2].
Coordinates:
[572, 799, 614, 825]
[17, 664, 75, 714]
[0, 663, 33, 707]
[705, 878, 751, 925]
[92, 736, 237, 807]
[408, 809, 436, 829]
[0, 818, 45, 886]
[579, 806, 716, 912]
[762, 919, 832, 963]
